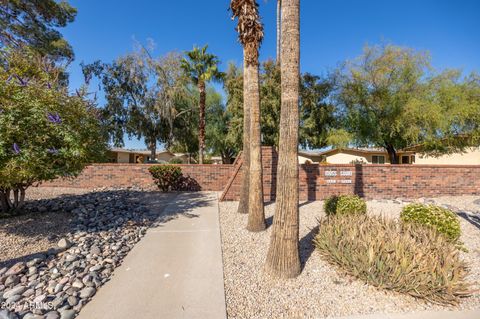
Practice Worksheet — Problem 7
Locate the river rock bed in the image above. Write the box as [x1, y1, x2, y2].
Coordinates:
[0, 189, 157, 319]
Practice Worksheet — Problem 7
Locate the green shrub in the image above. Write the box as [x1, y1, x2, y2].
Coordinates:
[0, 47, 107, 214]
[314, 214, 471, 305]
[324, 195, 366, 216]
[169, 158, 183, 164]
[401, 203, 461, 243]
[148, 165, 183, 192]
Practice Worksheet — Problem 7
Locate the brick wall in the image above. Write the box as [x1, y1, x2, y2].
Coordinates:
[220, 147, 480, 201]
[43, 147, 480, 200]
[43, 164, 234, 191]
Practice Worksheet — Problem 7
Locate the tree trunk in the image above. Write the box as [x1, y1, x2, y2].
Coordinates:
[150, 142, 157, 162]
[276, 0, 282, 64]
[265, 0, 301, 278]
[237, 53, 251, 215]
[18, 187, 26, 210]
[0, 187, 26, 214]
[0, 190, 10, 214]
[246, 59, 265, 232]
[386, 144, 398, 164]
[198, 81, 206, 165]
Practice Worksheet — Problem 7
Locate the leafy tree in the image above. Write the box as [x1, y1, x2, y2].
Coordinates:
[205, 89, 238, 164]
[333, 44, 480, 163]
[0, 47, 106, 214]
[300, 73, 337, 149]
[260, 60, 282, 146]
[223, 63, 245, 152]
[181, 45, 223, 164]
[169, 86, 199, 163]
[265, 0, 301, 278]
[418, 70, 480, 154]
[231, 0, 266, 230]
[225, 60, 335, 148]
[0, 0, 77, 63]
[83, 49, 189, 161]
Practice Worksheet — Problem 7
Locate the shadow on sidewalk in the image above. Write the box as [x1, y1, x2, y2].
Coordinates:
[0, 190, 211, 269]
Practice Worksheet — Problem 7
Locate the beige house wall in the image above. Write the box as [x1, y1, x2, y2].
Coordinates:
[325, 150, 390, 164]
[155, 152, 174, 163]
[415, 148, 480, 165]
[326, 152, 369, 164]
[117, 152, 130, 163]
[298, 155, 324, 164]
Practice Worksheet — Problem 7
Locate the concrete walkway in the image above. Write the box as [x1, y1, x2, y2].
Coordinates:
[78, 192, 226, 319]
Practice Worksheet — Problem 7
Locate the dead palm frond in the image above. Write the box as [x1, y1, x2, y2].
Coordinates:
[230, 0, 264, 66]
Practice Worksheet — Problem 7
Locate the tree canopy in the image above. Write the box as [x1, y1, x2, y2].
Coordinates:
[82, 48, 190, 160]
[181, 45, 223, 86]
[0, 47, 106, 213]
[225, 60, 336, 148]
[333, 44, 480, 163]
[205, 88, 239, 164]
[0, 0, 77, 63]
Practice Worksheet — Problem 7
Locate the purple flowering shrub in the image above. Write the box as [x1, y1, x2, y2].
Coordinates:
[0, 47, 107, 214]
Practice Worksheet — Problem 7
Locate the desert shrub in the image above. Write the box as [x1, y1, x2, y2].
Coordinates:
[169, 157, 183, 164]
[314, 214, 471, 305]
[324, 195, 366, 216]
[148, 165, 182, 192]
[401, 203, 461, 243]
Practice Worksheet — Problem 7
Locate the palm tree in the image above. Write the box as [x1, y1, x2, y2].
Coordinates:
[265, 0, 301, 278]
[276, 0, 282, 64]
[230, 0, 266, 230]
[181, 46, 223, 164]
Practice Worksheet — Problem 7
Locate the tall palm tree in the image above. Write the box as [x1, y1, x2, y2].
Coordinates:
[276, 0, 282, 64]
[230, 0, 266, 230]
[265, 0, 301, 278]
[181, 46, 223, 164]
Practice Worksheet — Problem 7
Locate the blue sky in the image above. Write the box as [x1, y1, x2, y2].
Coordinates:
[62, 0, 480, 150]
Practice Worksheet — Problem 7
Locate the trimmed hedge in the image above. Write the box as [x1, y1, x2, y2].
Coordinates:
[148, 165, 182, 192]
[314, 214, 471, 305]
[324, 195, 367, 216]
[401, 203, 461, 243]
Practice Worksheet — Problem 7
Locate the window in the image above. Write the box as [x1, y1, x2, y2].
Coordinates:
[372, 155, 385, 164]
[402, 155, 410, 164]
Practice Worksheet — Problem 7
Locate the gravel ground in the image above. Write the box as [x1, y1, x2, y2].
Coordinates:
[219, 197, 480, 319]
[0, 186, 163, 318]
[0, 188, 90, 269]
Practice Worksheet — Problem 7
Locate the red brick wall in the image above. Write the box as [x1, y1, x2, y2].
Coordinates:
[220, 147, 480, 201]
[43, 164, 234, 191]
[43, 147, 480, 201]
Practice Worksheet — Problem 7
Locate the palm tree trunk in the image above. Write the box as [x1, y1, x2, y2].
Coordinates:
[198, 81, 206, 164]
[246, 58, 265, 232]
[265, 0, 301, 278]
[276, 0, 282, 64]
[237, 53, 251, 215]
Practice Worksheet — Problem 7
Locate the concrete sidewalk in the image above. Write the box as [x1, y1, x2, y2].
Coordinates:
[78, 192, 226, 319]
